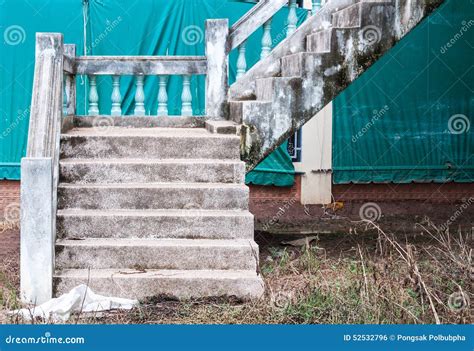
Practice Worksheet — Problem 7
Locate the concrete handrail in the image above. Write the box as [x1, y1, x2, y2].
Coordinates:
[228, 0, 290, 52]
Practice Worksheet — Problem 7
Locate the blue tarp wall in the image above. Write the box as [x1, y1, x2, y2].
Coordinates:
[0, 0, 302, 185]
[1, 0, 472, 184]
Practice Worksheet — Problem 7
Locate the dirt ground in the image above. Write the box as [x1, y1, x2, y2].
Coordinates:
[1, 222, 472, 325]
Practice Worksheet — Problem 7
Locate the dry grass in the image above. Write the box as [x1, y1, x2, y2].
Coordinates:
[1, 223, 472, 324]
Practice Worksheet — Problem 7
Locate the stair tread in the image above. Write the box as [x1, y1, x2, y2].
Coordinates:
[55, 268, 260, 280]
[58, 182, 247, 189]
[62, 127, 238, 138]
[57, 208, 253, 217]
[56, 238, 257, 248]
[60, 158, 243, 165]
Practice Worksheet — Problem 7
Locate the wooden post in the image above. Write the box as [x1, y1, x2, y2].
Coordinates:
[205, 19, 229, 120]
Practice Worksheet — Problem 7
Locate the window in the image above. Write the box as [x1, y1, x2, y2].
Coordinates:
[287, 128, 302, 162]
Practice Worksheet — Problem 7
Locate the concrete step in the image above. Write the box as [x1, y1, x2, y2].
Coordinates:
[60, 158, 245, 184]
[229, 100, 272, 124]
[307, 29, 333, 54]
[255, 77, 303, 101]
[205, 120, 240, 135]
[56, 209, 254, 240]
[57, 183, 249, 210]
[60, 128, 240, 160]
[54, 269, 264, 300]
[73, 116, 206, 129]
[281, 52, 323, 77]
[55, 238, 259, 271]
[332, 1, 394, 29]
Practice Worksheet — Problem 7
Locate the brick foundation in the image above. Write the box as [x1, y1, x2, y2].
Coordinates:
[0, 181, 20, 267]
[1, 179, 473, 263]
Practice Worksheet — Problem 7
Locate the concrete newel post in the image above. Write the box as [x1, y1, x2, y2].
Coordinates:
[21, 158, 54, 304]
[64, 44, 76, 116]
[21, 33, 64, 304]
[205, 19, 229, 120]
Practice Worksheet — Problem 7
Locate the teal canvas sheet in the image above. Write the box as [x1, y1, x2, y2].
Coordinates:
[333, 0, 473, 183]
[0, 0, 299, 185]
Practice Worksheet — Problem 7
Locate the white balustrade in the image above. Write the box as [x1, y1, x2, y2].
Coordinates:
[134, 75, 146, 116]
[157, 75, 169, 116]
[236, 40, 247, 79]
[287, 0, 298, 36]
[181, 75, 193, 116]
[260, 18, 273, 60]
[88, 75, 99, 116]
[111, 75, 122, 116]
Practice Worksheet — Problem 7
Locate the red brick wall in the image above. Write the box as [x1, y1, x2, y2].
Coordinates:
[249, 175, 301, 203]
[0, 180, 20, 212]
[333, 183, 474, 204]
[0, 181, 20, 263]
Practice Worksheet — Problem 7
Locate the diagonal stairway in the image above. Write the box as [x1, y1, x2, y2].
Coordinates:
[53, 117, 264, 300]
[229, 0, 443, 169]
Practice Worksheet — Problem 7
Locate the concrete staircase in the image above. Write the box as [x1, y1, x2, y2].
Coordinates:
[229, 0, 443, 169]
[53, 118, 263, 300]
[21, 0, 444, 305]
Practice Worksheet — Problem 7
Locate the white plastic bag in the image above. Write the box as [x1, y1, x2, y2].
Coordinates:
[13, 284, 138, 321]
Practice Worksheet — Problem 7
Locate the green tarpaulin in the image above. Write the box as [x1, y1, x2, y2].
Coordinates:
[333, 0, 473, 183]
[0, 0, 301, 185]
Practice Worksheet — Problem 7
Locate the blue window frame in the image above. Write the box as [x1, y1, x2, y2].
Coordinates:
[287, 128, 302, 163]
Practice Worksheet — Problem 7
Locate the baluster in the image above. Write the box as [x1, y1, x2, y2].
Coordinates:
[63, 76, 68, 115]
[88, 75, 99, 116]
[236, 41, 247, 80]
[111, 75, 122, 116]
[287, 0, 298, 36]
[134, 75, 146, 116]
[157, 75, 169, 116]
[261, 18, 272, 60]
[181, 75, 193, 116]
[312, 0, 322, 15]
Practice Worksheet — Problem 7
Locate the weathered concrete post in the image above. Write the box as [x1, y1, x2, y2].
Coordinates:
[64, 44, 76, 116]
[205, 19, 229, 120]
[21, 158, 54, 304]
[21, 33, 64, 304]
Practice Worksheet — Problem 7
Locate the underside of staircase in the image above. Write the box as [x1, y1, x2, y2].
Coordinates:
[20, 0, 444, 304]
[53, 117, 263, 300]
[229, 0, 444, 169]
